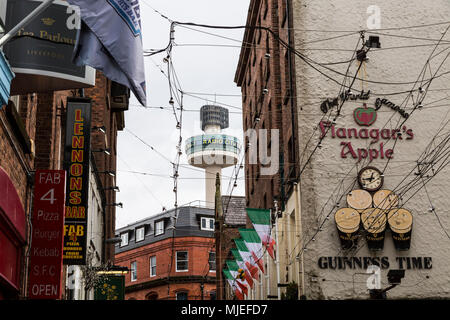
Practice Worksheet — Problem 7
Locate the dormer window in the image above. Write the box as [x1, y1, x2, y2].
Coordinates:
[155, 220, 164, 236]
[120, 232, 128, 247]
[200, 217, 214, 231]
[136, 226, 145, 242]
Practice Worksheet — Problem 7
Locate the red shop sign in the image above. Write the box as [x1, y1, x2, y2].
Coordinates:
[28, 170, 66, 299]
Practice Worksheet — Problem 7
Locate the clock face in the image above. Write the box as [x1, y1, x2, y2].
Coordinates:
[358, 166, 383, 192]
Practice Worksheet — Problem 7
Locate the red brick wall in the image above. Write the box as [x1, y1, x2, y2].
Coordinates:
[115, 236, 216, 300]
[85, 72, 119, 263]
[235, 0, 299, 214]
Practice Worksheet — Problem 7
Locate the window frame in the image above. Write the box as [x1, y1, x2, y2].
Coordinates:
[135, 226, 145, 242]
[130, 261, 137, 282]
[150, 255, 156, 277]
[176, 251, 189, 272]
[200, 217, 215, 231]
[155, 220, 164, 236]
[208, 251, 216, 272]
[176, 291, 188, 300]
[120, 232, 128, 247]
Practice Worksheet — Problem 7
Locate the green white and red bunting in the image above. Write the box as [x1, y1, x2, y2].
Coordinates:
[246, 208, 276, 259]
[223, 269, 244, 300]
[239, 229, 265, 274]
[231, 248, 254, 289]
[234, 238, 260, 281]
[226, 260, 248, 296]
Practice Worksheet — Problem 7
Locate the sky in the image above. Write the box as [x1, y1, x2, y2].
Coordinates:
[115, 0, 251, 228]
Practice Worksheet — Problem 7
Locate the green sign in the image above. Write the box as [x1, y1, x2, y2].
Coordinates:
[94, 275, 125, 300]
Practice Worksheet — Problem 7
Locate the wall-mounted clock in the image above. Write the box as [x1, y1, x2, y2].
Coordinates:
[357, 166, 383, 192]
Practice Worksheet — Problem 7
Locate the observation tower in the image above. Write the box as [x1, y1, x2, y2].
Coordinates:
[185, 105, 241, 208]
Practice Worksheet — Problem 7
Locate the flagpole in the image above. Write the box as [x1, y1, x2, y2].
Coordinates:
[0, 0, 55, 48]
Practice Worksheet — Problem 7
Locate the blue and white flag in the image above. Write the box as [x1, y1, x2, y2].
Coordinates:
[66, 0, 146, 106]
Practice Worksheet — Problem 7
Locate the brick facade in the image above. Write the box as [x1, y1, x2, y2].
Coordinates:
[0, 70, 126, 299]
[234, 0, 299, 216]
[115, 236, 216, 300]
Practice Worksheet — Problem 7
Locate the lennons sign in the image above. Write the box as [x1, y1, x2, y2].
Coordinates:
[2, 0, 95, 95]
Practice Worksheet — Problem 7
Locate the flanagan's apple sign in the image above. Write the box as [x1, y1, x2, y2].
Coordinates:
[354, 103, 377, 126]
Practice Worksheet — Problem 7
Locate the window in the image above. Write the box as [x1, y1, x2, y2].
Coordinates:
[155, 220, 164, 236]
[150, 256, 156, 277]
[209, 252, 216, 272]
[176, 292, 188, 300]
[136, 227, 145, 242]
[201, 217, 214, 231]
[176, 251, 188, 272]
[130, 261, 137, 282]
[120, 232, 128, 247]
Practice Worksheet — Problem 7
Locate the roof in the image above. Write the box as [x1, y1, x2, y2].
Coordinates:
[115, 205, 215, 254]
[222, 195, 247, 226]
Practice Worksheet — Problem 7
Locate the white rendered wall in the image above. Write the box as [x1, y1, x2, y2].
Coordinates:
[292, 0, 450, 299]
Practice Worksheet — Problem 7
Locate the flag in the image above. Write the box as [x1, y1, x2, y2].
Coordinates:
[247, 208, 276, 259]
[231, 248, 254, 289]
[223, 269, 243, 300]
[239, 229, 265, 273]
[234, 238, 260, 281]
[226, 260, 248, 296]
[65, 0, 146, 106]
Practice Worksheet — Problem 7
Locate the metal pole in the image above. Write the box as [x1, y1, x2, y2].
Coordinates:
[0, 0, 55, 48]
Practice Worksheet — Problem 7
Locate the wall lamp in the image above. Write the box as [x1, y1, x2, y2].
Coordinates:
[98, 170, 116, 177]
[92, 126, 106, 134]
[93, 148, 111, 155]
[107, 202, 123, 208]
[104, 186, 120, 192]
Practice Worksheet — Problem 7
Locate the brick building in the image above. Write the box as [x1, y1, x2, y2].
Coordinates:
[216, 195, 247, 300]
[114, 205, 217, 300]
[234, 0, 299, 213]
[0, 68, 128, 299]
[0, 2, 129, 297]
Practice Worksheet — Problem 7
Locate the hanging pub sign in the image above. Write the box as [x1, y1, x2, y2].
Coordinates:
[2, 0, 95, 95]
[63, 97, 91, 265]
[388, 208, 413, 250]
[94, 275, 125, 300]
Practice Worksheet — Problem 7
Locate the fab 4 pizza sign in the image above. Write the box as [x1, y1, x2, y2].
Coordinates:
[319, 93, 414, 162]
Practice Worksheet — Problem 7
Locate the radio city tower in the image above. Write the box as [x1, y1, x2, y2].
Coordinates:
[185, 105, 241, 208]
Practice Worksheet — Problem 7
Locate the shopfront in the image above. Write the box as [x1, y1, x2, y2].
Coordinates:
[0, 166, 26, 299]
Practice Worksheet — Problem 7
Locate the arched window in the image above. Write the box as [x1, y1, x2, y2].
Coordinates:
[146, 292, 158, 300]
[176, 291, 188, 300]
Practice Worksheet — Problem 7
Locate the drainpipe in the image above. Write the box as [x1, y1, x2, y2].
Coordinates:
[294, 183, 305, 298]
[275, 213, 281, 299]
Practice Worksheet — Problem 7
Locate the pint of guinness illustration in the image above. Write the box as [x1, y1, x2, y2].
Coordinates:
[361, 208, 387, 251]
[373, 189, 399, 210]
[388, 208, 413, 250]
[335, 208, 361, 249]
[347, 189, 372, 211]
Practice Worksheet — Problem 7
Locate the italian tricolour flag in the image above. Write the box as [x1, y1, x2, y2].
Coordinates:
[239, 228, 265, 274]
[223, 269, 244, 300]
[226, 260, 249, 296]
[231, 248, 254, 289]
[234, 238, 260, 281]
[246, 208, 276, 259]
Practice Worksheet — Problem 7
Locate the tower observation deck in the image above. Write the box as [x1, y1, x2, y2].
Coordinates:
[185, 105, 240, 208]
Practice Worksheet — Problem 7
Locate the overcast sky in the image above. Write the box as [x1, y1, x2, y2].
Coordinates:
[115, 0, 251, 229]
